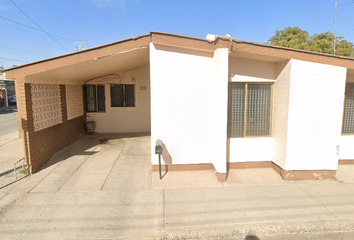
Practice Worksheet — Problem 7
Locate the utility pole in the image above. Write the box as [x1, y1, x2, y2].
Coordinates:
[74, 41, 86, 51]
[334, 0, 337, 55]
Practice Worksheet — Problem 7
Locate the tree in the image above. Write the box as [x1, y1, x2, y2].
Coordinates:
[267, 26, 354, 57]
[267, 27, 310, 50]
[308, 32, 335, 54]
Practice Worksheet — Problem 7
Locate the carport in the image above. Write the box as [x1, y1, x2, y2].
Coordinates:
[5, 34, 151, 173]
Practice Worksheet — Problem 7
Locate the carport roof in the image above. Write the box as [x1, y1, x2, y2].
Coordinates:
[5, 31, 354, 82]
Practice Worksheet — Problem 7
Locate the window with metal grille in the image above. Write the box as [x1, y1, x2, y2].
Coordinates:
[85, 85, 105, 112]
[111, 84, 135, 107]
[228, 83, 272, 138]
[342, 83, 354, 134]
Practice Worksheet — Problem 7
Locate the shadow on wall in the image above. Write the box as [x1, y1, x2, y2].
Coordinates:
[245, 235, 260, 240]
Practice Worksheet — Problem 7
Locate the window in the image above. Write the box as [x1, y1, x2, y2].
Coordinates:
[343, 83, 354, 134]
[85, 85, 105, 112]
[111, 84, 135, 107]
[228, 83, 272, 138]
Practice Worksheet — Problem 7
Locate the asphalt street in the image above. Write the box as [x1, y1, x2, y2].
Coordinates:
[0, 106, 18, 136]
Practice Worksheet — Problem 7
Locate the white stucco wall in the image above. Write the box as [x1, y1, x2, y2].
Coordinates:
[228, 56, 277, 163]
[86, 66, 151, 133]
[340, 136, 354, 159]
[229, 138, 273, 162]
[150, 43, 228, 173]
[272, 60, 292, 168]
[285, 59, 347, 170]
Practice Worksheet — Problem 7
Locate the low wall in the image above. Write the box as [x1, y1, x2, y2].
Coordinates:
[23, 84, 85, 172]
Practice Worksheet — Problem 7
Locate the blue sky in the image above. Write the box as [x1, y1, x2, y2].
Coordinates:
[1, 0, 354, 69]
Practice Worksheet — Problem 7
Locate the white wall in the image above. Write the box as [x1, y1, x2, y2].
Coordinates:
[229, 138, 272, 162]
[150, 43, 228, 173]
[229, 56, 277, 163]
[340, 136, 354, 159]
[285, 60, 347, 170]
[213, 48, 229, 173]
[86, 66, 151, 133]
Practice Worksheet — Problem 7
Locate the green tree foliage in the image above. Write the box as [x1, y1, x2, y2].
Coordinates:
[267, 26, 354, 57]
[267, 27, 310, 50]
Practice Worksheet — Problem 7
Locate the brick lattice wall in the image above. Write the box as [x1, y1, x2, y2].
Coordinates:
[24, 84, 85, 173]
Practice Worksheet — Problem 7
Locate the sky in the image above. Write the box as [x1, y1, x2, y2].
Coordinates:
[1, 0, 354, 69]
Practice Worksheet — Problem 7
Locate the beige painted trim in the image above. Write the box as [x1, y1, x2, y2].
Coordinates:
[154, 161, 337, 181]
[243, 83, 248, 137]
[271, 162, 336, 180]
[152, 163, 214, 172]
[338, 160, 354, 165]
[228, 161, 273, 169]
[216, 173, 227, 183]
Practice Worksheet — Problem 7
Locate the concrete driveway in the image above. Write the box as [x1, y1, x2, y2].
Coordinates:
[2, 133, 354, 239]
[1, 133, 163, 239]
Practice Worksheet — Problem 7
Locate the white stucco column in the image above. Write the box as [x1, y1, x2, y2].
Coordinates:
[273, 59, 347, 171]
[149, 43, 229, 177]
[212, 48, 229, 174]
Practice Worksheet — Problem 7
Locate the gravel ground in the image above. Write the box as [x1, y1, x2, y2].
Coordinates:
[155, 220, 354, 240]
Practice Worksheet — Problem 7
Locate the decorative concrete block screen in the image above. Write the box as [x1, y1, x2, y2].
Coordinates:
[31, 84, 62, 132]
[66, 85, 84, 120]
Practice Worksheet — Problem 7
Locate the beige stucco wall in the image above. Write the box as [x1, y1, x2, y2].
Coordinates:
[346, 73, 354, 82]
[86, 66, 150, 133]
[229, 56, 277, 82]
[271, 60, 292, 168]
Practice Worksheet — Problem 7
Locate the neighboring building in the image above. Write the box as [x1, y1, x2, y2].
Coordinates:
[0, 73, 15, 108]
[4, 31, 354, 181]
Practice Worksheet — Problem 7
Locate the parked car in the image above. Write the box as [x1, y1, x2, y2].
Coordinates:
[7, 94, 16, 104]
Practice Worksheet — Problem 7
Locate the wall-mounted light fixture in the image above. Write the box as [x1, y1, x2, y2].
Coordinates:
[132, 78, 135, 82]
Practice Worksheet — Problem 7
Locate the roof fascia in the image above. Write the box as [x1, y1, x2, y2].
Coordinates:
[4, 33, 150, 72]
[231, 39, 354, 69]
[150, 31, 231, 52]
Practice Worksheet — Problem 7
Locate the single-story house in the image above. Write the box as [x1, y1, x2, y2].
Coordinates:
[4, 31, 354, 182]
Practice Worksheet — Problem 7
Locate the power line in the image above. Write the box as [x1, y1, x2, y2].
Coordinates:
[0, 44, 49, 58]
[0, 22, 69, 41]
[9, 0, 70, 53]
[338, 0, 354, 7]
[0, 57, 28, 63]
[0, 16, 81, 41]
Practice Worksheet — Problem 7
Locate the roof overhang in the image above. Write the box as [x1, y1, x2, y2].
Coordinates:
[5, 31, 354, 84]
[25, 47, 149, 84]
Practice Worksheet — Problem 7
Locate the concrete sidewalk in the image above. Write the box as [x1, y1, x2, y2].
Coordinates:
[1, 133, 354, 239]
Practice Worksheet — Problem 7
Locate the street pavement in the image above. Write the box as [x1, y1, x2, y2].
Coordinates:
[1, 131, 354, 239]
[0, 105, 19, 136]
